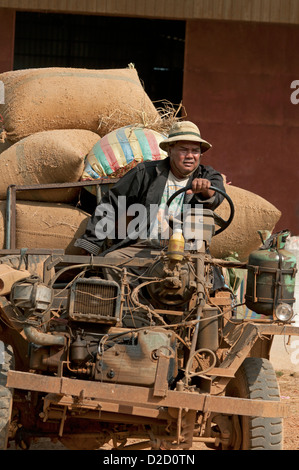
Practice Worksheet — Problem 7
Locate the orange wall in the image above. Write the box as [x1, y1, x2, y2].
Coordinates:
[183, 19, 299, 234]
[0, 9, 15, 73]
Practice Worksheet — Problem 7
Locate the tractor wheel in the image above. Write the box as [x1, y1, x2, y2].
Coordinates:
[225, 357, 283, 450]
[0, 342, 14, 450]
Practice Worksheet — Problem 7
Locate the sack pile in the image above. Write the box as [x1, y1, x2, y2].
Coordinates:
[0, 129, 100, 202]
[0, 66, 161, 253]
[0, 67, 159, 143]
[210, 184, 281, 261]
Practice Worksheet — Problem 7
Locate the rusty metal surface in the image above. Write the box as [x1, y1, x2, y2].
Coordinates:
[256, 323, 299, 336]
[0, 249, 64, 255]
[208, 321, 261, 394]
[7, 370, 289, 419]
[42, 393, 171, 424]
[224, 319, 299, 338]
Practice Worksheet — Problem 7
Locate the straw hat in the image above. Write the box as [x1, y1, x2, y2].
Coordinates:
[159, 121, 212, 153]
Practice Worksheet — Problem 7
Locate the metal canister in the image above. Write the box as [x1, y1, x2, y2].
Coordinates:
[196, 305, 219, 351]
[245, 231, 297, 316]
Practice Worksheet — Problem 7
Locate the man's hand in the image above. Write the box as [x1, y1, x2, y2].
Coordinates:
[186, 178, 215, 198]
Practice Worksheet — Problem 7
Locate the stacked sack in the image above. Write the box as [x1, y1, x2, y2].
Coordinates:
[0, 66, 159, 143]
[210, 183, 281, 262]
[0, 66, 162, 253]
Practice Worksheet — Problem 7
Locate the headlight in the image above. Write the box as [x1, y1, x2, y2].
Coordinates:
[275, 303, 293, 323]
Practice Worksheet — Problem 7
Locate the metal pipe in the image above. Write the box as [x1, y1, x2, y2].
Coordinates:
[23, 325, 66, 347]
[188, 255, 205, 361]
[193, 437, 217, 442]
[5, 184, 16, 249]
[5, 186, 11, 249]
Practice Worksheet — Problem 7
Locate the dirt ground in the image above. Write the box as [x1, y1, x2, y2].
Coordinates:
[8, 370, 299, 452]
[276, 371, 299, 450]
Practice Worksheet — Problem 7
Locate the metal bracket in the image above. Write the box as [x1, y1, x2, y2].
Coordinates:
[153, 346, 175, 397]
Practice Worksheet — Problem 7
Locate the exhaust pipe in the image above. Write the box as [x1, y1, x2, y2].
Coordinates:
[23, 325, 66, 347]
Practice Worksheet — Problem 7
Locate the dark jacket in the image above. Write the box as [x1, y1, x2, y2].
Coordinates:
[75, 157, 225, 255]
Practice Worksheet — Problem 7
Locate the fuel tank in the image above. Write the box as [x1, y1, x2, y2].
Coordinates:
[245, 231, 297, 317]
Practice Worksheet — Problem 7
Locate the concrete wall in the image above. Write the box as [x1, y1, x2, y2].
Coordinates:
[183, 19, 299, 234]
[1, 0, 299, 24]
[0, 8, 15, 73]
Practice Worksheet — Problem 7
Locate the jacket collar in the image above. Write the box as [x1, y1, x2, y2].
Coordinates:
[156, 157, 171, 176]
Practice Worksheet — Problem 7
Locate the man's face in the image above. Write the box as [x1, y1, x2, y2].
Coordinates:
[169, 141, 201, 178]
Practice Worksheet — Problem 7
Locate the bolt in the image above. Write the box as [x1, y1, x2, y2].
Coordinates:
[107, 369, 115, 378]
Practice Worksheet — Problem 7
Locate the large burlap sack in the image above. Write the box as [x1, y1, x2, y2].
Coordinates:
[0, 67, 159, 143]
[0, 200, 89, 254]
[0, 129, 100, 202]
[210, 184, 282, 261]
[82, 126, 167, 194]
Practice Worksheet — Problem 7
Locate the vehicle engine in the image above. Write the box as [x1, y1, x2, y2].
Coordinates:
[5, 206, 221, 392]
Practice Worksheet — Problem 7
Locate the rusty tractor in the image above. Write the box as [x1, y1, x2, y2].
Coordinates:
[0, 180, 298, 450]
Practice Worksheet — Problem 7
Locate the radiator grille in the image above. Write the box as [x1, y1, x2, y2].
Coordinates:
[68, 279, 120, 323]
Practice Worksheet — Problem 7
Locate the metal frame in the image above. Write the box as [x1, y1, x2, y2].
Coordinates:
[6, 370, 289, 419]
[5, 179, 119, 250]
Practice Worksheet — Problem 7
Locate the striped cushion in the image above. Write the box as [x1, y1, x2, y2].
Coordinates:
[82, 126, 167, 183]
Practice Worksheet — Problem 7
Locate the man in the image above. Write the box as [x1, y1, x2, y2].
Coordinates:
[75, 121, 225, 261]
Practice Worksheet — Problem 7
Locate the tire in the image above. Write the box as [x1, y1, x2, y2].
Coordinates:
[0, 342, 14, 450]
[225, 357, 283, 450]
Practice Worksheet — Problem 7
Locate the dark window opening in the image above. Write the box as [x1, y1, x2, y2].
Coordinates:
[14, 12, 185, 104]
